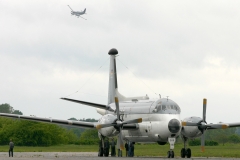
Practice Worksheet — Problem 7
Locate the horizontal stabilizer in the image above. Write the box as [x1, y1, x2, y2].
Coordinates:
[61, 98, 114, 112]
[116, 89, 149, 102]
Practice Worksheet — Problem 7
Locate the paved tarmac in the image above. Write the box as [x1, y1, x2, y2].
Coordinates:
[0, 152, 240, 160]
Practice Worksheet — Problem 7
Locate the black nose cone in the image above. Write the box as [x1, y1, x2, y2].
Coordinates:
[168, 119, 180, 133]
[108, 48, 118, 55]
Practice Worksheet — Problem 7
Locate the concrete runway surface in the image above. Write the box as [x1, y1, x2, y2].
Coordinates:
[0, 152, 240, 160]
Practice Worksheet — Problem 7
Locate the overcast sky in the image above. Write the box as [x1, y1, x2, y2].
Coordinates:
[1, 0, 240, 123]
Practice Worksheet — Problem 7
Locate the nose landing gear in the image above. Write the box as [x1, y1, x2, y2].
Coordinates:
[167, 137, 176, 158]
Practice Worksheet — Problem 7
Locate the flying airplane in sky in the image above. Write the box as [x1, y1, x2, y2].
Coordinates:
[67, 5, 86, 20]
[1, 48, 240, 158]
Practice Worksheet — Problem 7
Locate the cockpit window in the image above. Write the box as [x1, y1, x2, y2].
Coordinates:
[162, 105, 166, 110]
[173, 105, 176, 110]
[153, 104, 180, 112]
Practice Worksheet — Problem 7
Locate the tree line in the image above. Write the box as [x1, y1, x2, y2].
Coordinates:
[0, 103, 99, 146]
[186, 127, 240, 146]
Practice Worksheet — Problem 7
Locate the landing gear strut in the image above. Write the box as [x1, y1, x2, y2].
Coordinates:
[167, 137, 175, 158]
[181, 136, 191, 158]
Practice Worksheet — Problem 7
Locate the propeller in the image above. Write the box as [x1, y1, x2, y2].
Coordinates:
[182, 98, 229, 152]
[96, 96, 142, 150]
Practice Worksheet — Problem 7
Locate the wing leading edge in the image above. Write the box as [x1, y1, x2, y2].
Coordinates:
[0, 113, 139, 130]
[182, 121, 240, 129]
[0, 113, 96, 129]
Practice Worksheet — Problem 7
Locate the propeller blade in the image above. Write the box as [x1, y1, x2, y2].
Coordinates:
[203, 98, 207, 122]
[182, 121, 199, 126]
[201, 130, 205, 152]
[115, 97, 120, 120]
[123, 118, 142, 124]
[206, 123, 229, 129]
[96, 118, 142, 129]
[96, 123, 115, 129]
[118, 128, 124, 150]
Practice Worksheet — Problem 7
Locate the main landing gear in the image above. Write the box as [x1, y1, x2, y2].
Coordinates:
[180, 136, 191, 158]
[167, 137, 175, 158]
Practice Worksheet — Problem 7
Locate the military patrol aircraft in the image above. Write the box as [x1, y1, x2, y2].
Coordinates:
[67, 5, 86, 20]
[1, 48, 240, 158]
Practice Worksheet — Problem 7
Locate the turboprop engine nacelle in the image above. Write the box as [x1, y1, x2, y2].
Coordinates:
[181, 117, 203, 138]
[97, 114, 119, 137]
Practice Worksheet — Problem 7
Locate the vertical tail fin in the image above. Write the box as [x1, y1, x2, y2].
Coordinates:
[107, 48, 149, 104]
[83, 8, 86, 13]
[108, 49, 118, 105]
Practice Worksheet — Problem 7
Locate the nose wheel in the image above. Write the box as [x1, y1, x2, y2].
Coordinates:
[167, 150, 174, 158]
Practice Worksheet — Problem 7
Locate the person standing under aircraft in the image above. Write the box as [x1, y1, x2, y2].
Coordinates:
[129, 142, 135, 157]
[104, 139, 110, 156]
[110, 138, 116, 156]
[98, 140, 103, 156]
[125, 142, 129, 157]
[132, 142, 135, 157]
[9, 139, 14, 157]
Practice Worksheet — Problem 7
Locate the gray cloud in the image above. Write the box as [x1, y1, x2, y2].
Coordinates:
[1, 0, 240, 123]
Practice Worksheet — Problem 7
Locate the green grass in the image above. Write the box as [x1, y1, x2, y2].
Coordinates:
[1, 143, 240, 157]
[0, 144, 98, 152]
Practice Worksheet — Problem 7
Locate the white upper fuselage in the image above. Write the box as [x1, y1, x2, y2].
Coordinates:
[72, 11, 84, 16]
[99, 98, 182, 143]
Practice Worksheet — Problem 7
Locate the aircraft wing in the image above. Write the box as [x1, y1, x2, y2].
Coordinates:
[0, 113, 96, 129]
[207, 122, 240, 129]
[183, 121, 240, 130]
[61, 97, 114, 111]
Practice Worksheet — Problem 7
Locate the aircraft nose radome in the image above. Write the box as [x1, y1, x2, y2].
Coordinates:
[168, 119, 181, 133]
[108, 48, 118, 55]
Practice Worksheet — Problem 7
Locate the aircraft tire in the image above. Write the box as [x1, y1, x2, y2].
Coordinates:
[98, 147, 103, 157]
[181, 148, 186, 158]
[104, 148, 109, 157]
[171, 151, 174, 158]
[186, 148, 191, 158]
[167, 151, 171, 158]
